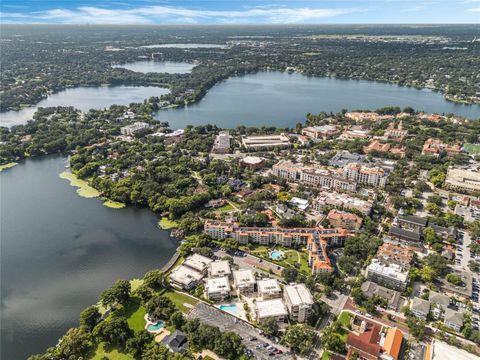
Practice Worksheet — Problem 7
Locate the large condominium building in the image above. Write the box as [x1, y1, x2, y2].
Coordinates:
[204, 220, 353, 274]
[204, 276, 230, 301]
[272, 160, 357, 192]
[375, 242, 415, 271]
[208, 260, 232, 279]
[283, 284, 314, 323]
[313, 191, 373, 215]
[254, 298, 288, 323]
[233, 269, 256, 295]
[169, 265, 204, 290]
[257, 279, 282, 299]
[241, 134, 290, 151]
[183, 253, 213, 275]
[120, 122, 149, 136]
[366, 260, 409, 291]
[343, 163, 389, 188]
[212, 131, 231, 154]
[327, 209, 363, 230]
[445, 167, 480, 194]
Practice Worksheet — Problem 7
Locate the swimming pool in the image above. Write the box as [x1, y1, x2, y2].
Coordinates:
[147, 321, 164, 332]
[270, 250, 284, 260]
[219, 304, 238, 314]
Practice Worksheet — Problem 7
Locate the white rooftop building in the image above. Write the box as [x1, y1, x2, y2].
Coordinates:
[254, 298, 288, 322]
[169, 265, 204, 290]
[366, 260, 409, 291]
[183, 254, 213, 274]
[205, 276, 230, 301]
[208, 260, 232, 279]
[283, 284, 314, 323]
[233, 269, 256, 295]
[120, 122, 149, 136]
[241, 134, 290, 150]
[257, 279, 282, 299]
[290, 197, 309, 211]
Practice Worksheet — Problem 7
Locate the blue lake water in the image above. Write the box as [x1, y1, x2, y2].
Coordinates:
[113, 60, 195, 74]
[0, 156, 177, 359]
[0, 85, 170, 126]
[157, 71, 480, 129]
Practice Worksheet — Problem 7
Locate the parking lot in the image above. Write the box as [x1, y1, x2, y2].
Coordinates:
[188, 302, 292, 360]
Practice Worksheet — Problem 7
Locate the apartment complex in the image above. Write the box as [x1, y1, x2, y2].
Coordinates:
[343, 163, 389, 188]
[169, 253, 214, 290]
[375, 242, 415, 271]
[327, 209, 363, 230]
[313, 191, 373, 215]
[205, 277, 230, 301]
[120, 122, 149, 136]
[204, 220, 353, 274]
[366, 260, 409, 291]
[233, 269, 256, 295]
[283, 284, 314, 323]
[272, 160, 357, 192]
[254, 298, 288, 323]
[257, 279, 282, 299]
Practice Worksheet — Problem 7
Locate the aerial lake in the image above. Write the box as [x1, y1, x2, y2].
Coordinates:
[0, 156, 178, 360]
[0, 85, 169, 126]
[113, 60, 195, 74]
[157, 71, 480, 128]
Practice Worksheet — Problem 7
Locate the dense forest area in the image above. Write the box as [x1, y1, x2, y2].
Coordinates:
[1, 24, 479, 112]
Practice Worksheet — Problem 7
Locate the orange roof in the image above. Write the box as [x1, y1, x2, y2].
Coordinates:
[383, 328, 404, 360]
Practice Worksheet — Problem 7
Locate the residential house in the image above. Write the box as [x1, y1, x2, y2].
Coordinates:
[410, 297, 430, 320]
[444, 308, 464, 332]
[163, 330, 188, 353]
[361, 281, 401, 311]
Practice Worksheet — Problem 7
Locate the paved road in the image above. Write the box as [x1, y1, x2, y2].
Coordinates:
[188, 302, 293, 360]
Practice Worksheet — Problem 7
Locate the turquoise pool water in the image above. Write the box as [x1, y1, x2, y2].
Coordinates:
[219, 304, 238, 314]
[270, 250, 284, 260]
[147, 321, 164, 332]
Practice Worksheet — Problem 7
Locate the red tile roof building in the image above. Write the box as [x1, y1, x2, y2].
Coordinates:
[204, 220, 353, 275]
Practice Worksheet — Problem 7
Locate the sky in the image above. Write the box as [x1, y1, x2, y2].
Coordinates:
[1, 0, 479, 25]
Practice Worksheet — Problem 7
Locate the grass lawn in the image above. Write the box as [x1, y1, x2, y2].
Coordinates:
[337, 328, 349, 342]
[464, 143, 480, 154]
[242, 244, 310, 274]
[320, 351, 332, 360]
[216, 203, 234, 212]
[163, 290, 198, 313]
[91, 343, 134, 360]
[158, 217, 178, 230]
[338, 311, 353, 328]
[114, 297, 146, 332]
